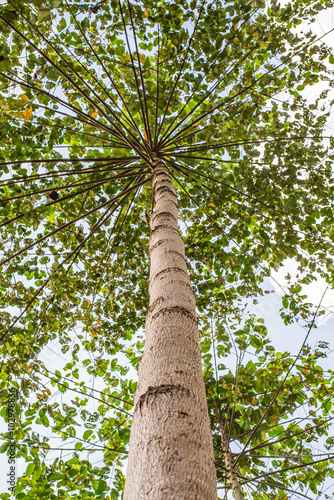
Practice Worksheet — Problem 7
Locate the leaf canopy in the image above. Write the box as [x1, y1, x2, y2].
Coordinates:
[0, 0, 334, 498]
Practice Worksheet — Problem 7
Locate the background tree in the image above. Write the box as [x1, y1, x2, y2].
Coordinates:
[0, 0, 334, 498]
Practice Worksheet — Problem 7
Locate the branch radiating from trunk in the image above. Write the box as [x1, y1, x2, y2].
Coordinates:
[124, 157, 217, 499]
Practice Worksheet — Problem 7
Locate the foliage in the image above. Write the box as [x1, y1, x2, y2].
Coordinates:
[0, 0, 334, 497]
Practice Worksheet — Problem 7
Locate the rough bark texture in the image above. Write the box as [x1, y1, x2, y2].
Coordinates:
[220, 423, 245, 500]
[124, 158, 217, 499]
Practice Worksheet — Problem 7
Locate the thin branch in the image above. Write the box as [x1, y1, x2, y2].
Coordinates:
[43, 369, 133, 406]
[49, 377, 132, 416]
[117, 0, 150, 154]
[0, 14, 125, 144]
[0, 160, 138, 188]
[1, 167, 147, 229]
[0, 156, 136, 170]
[166, 158, 284, 215]
[234, 284, 331, 467]
[0, 170, 134, 203]
[126, 0, 152, 147]
[157, 6, 261, 147]
[241, 455, 334, 485]
[162, 28, 334, 149]
[156, 0, 205, 144]
[159, 44, 259, 149]
[65, 0, 143, 139]
[249, 479, 314, 500]
[0, 175, 150, 267]
[0, 176, 149, 343]
[4, 2, 139, 148]
[245, 416, 334, 456]
[164, 135, 327, 156]
[2, 69, 119, 139]
[153, 24, 160, 149]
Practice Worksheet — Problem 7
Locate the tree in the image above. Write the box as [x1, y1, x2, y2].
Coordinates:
[0, 0, 334, 498]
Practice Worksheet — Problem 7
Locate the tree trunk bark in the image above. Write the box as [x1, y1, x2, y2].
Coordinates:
[124, 157, 217, 499]
[220, 422, 245, 500]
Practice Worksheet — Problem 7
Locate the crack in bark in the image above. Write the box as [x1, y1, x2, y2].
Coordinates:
[151, 200, 178, 211]
[152, 177, 175, 190]
[150, 211, 178, 224]
[167, 249, 187, 261]
[137, 384, 191, 415]
[155, 186, 176, 197]
[150, 224, 180, 236]
[150, 241, 186, 261]
[149, 305, 197, 323]
[152, 169, 168, 179]
[149, 238, 170, 252]
[156, 182, 172, 190]
[147, 296, 165, 314]
[149, 267, 189, 283]
[147, 278, 194, 313]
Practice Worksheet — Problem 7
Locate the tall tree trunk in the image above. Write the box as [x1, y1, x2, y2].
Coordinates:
[124, 157, 217, 499]
[220, 422, 245, 500]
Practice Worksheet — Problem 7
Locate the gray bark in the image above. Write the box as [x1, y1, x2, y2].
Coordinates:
[124, 158, 217, 499]
[220, 422, 245, 500]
